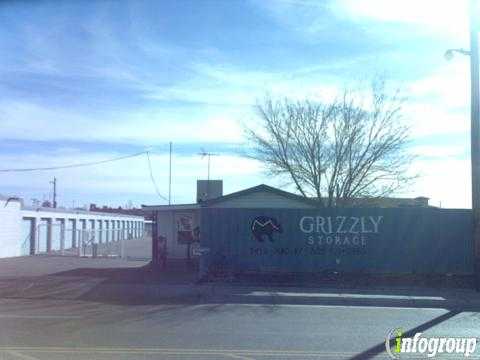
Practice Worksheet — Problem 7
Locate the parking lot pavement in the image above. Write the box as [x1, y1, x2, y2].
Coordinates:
[0, 256, 149, 279]
[0, 256, 199, 304]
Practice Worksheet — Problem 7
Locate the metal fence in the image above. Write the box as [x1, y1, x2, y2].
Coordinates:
[200, 207, 474, 276]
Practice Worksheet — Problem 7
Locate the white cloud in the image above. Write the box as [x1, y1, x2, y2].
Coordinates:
[409, 145, 467, 159]
[254, 0, 470, 46]
[0, 98, 248, 144]
[143, 61, 343, 107]
[115, 107, 247, 143]
[400, 60, 471, 138]
[334, 0, 470, 41]
[403, 104, 469, 138]
[0, 101, 109, 141]
[251, 0, 331, 37]
[407, 157, 471, 208]
[408, 60, 470, 109]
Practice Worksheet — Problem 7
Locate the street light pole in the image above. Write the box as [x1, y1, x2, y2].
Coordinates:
[469, 0, 480, 290]
[446, 0, 480, 289]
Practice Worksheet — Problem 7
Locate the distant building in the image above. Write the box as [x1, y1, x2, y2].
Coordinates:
[313, 196, 431, 208]
[89, 204, 153, 220]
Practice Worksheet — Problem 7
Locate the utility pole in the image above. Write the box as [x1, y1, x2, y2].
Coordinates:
[50, 177, 57, 208]
[470, 0, 480, 291]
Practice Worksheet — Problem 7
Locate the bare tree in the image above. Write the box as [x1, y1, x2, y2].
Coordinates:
[245, 81, 415, 207]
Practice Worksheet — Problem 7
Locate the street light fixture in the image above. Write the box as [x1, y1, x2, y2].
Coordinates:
[444, 48, 471, 60]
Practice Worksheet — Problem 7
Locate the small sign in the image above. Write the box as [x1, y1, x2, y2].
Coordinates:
[175, 213, 194, 244]
[192, 246, 210, 256]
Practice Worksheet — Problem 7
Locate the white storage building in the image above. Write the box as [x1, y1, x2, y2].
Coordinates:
[0, 196, 145, 258]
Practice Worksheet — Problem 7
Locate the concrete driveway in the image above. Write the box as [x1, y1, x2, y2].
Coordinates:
[0, 256, 148, 279]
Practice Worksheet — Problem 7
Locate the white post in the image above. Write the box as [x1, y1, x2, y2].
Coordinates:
[60, 219, 65, 255]
[120, 224, 125, 259]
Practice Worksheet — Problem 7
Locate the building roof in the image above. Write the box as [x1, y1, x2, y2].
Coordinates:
[142, 184, 318, 210]
[142, 203, 200, 211]
[0, 195, 22, 202]
[142, 183, 431, 210]
[200, 184, 318, 207]
[21, 205, 144, 219]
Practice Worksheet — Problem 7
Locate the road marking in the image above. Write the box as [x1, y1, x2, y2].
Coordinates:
[13, 280, 102, 299]
[243, 291, 446, 301]
[196, 303, 447, 311]
[0, 346, 359, 356]
[5, 350, 40, 360]
[20, 283, 34, 292]
[0, 347, 477, 359]
[225, 354, 256, 360]
[0, 314, 82, 319]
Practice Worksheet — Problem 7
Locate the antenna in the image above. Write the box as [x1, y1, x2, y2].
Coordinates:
[198, 148, 219, 181]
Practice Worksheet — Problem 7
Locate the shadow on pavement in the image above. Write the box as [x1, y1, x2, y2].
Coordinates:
[228, 272, 475, 290]
[348, 310, 462, 360]
[0, 262, 199, 305]
[50, 263, 197, 285]
[0, 263, 479, 310]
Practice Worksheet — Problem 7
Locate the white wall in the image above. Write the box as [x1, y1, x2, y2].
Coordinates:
[0, 198, 22, 258]
[156, 210, 199, 259]
[0, 205, 145, 258]
[157, 211, 177, 258]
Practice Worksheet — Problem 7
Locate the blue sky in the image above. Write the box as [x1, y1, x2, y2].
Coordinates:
[0, 0, 474, 208]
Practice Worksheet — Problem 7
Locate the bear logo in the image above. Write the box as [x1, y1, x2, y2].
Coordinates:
[251, 216, 283, 242]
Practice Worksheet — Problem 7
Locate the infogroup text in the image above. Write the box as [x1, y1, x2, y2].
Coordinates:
[386, 328, 478, 358]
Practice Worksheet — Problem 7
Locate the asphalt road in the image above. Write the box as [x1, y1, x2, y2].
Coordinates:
[0, 296, 479, 360]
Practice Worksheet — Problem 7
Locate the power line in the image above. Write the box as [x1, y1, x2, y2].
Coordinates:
[0, 148, 169, 203]
[0, 151, 148, 172]
[146, 151, 168, 202]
